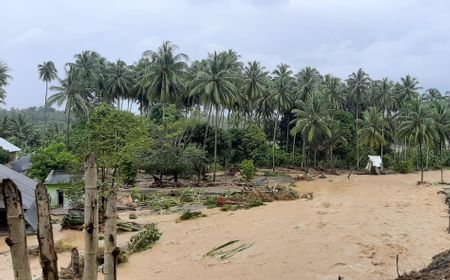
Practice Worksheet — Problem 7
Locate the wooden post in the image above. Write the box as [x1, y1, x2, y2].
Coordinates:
[70, 248, 81, 279]
[103, 190, 118, 280]
[35, 183, 59, 280]
[83, 153, 99, 280]
[1, 178, 32, 280]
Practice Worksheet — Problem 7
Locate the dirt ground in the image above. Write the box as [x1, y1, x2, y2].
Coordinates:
[1, 170, 450, 280]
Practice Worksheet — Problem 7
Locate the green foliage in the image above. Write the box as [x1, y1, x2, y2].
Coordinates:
[240, 160, 256, 181]
[203, 196, 218, 208]
[64, 180, 84, 208]
[126, 223, 162, 254]
[394, 161, 414, 173]
[0, 147, 9, 164]
[230, 125, 269, 166]
[29, 142, 78, 181]
[177, 187, 199, 203]
[144, 193, 179, 211]
[177, 210, 205, 221]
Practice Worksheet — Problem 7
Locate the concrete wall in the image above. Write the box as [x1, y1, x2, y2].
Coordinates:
[46, 184, 69, 208]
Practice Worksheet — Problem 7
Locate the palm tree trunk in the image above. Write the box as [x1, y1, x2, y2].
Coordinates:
[441, 141, 444, 183]
[203, 105, 213, 151]
[44, 81, 48, 127]
[66, 108, 71, 147]
[314, 148, 317, 168]
[356, 104, 360, 169]
[272, 114, 279, 172]
[285, 118, 289, 153]
[291, 134, 296, 166]
[419, 138, 424, 183]
[306, 144, 310, 174]
[213, 107, 219, 182]
[301, 136, 306, 168]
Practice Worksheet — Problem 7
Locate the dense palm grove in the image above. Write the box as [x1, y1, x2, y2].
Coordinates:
[1, 41, 450, 185]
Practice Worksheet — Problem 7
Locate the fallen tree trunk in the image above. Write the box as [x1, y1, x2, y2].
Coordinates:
[35, 183, 59, 280]
[1, 178, 32, 280]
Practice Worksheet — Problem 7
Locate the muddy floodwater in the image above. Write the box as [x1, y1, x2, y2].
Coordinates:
[1, 171, 450, 280]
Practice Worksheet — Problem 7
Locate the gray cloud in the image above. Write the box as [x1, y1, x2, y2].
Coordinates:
[1, 0, 449, 108]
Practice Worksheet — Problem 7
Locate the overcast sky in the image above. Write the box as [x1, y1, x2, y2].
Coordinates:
[1, 0, 450, 108]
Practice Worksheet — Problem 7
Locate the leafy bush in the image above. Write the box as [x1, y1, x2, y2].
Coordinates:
[240, 160, 256, 181]
[382, 154, 394, 169]
[119, 159, 138, 185]
[229, 125, 269, 166]
[177, 187, 199, 203]
[144, 193, 178, 211]
[394, 161, 414, 173]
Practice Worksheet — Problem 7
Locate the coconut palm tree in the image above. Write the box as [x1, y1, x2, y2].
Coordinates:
[271, 63, 294, 171]
[243, 61, 269, 114]
[373, 78, 395, 162]
[105, 60, 133, 109]
[432, 101, 450, 183]
[48, 66, 91, 146]
[346, 68, 371, 169]
[0, 61, 11, 104]
[398, 98, 436, 183]
[38, 61, 58, 125]
[295, 66, 321, 101]
[291, 92, 331, 173]
[322, 74, 344, 110]
[357, 107, 387, 152]
[399, 75, 421, 104]
[190, 52, 237, 181]
[140, 41, 188, 106]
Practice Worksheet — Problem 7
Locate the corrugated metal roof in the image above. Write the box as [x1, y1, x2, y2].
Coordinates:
[44, 170, 73, 185]
[0, 164, 38, 231]
[11, 155, 32, 174]
[0, 138, 21, 153]
[0, 164, 38, 209]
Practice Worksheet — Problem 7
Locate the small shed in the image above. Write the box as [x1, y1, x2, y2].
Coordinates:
[0, 164, 38, 231]
[0, 138, 21, 163]
[44, 170, 74, 208]
[365, 155, 382, 174]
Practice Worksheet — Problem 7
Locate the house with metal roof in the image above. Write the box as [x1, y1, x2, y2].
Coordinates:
[44, 170, 74, 208]
[0, 138, 21, 163]
[0, 164, 38, 232]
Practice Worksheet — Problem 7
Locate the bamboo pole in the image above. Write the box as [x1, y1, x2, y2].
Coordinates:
[1, 178, 32, 280]
[103, 190, 118, 280]
[83, 153, 99, 280]
[35, 183, 59, 280]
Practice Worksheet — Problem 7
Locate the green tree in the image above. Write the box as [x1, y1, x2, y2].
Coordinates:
[139, 41, 188, 105]
[38, 61, 58, 125]
[271, 63, 294, 171]
[0, 147, 9, 164]
[190, 52, 237, 181]
[48, 66, 91, 146]
[29, 142, 78, 181]
[357, 107, 386, 153]
[347, 68, 371, 168]
[0, 61, 11, 104]
[322, 74, 344, 110]
[398, 98, 436, 183]
[291, 92, 331, 172]
[105, 60, 133, 109]
[432, 101, 450, 183]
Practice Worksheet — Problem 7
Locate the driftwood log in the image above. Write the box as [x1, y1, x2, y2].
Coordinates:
[83, 153, 99, 280]
[36, 183, 59, 280]
[1, 178, 32, 280]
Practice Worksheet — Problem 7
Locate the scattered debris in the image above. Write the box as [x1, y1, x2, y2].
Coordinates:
[206, 240, 254, 260]
[129, 213, 138, 220]
[177, 210, 206, 222]
[301, 192, 314, 200]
